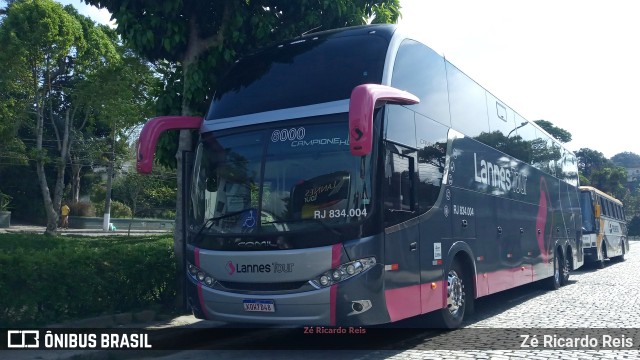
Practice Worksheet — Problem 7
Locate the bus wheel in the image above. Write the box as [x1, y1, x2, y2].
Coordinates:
[597, 244, 607, 269]
[613, 239, 625, 262]
[546, 254, 561, 290]
[561, 252, 570, 286]
[438, 261, 467, 329]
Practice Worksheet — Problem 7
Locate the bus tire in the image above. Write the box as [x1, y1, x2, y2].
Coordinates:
[597, 243, 607, 269]
[437, 261, 467, 329]
[613, 239, 625, 262]
[560, 250, 570, 286]
[546, 253, 561, 290]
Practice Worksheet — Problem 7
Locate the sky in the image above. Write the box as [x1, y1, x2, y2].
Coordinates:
[56, 0, 639, 158]
[398, 0, 640, 158]
[56, 0, 113, 27]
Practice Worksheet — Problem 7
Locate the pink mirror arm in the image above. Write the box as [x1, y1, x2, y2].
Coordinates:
[349, 84, 419, 156]
[136, 116, 202, 174]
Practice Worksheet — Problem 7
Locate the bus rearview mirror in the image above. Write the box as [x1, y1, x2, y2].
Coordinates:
[348, 84, 419, 156]
[137, 116, 202, 174]
[595, 204, 601, 218]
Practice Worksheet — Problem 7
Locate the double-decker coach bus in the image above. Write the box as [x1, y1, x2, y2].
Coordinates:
[579, 186, 628, 267]
[136, 24, 583, 328]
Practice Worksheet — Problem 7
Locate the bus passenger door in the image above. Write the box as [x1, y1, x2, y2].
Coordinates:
[382, 149, 421, 322]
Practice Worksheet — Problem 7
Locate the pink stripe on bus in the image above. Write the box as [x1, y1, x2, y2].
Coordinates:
[384, 285, 422, 322]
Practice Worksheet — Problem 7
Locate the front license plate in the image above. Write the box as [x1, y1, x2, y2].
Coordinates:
[243, 299, 275, 312]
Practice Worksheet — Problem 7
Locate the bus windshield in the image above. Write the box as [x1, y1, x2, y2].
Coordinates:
[580, 191, 595, 233]
[190, 119, 372, 235]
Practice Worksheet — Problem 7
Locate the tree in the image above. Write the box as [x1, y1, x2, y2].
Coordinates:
[0, 0, 85, 234]
[628, 216, 640, 237]
[611, 152, 640, 168]
[589, 167, 628, 200]
[73, 49, 157, 229]
[0, 0, 152, 234]
[534, 120, 572, 143]
[576, 148, 611, 179]
[84, 0, 401, 306]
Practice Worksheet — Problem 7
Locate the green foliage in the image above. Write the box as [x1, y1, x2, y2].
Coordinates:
[589, 166, 628, 200]
[0, 0, 159, 226]
[0, 165, 47, 223]
[611, 152, 640, 168]
[94, 199, 132, 218]
[69, 200, 95, 216]
[628, 216, 640, 237]
[0, 192, 11, 211]
[112, 169, 177, 219]
[111, 200, 133, 218]
[1, 0, 84, 67]
[576, 148, 640, 218]
[533, 120, 572, 143]
[576, 148, 611, 178]
[84, 0, 401, 165]
[0, 233, 176, 327]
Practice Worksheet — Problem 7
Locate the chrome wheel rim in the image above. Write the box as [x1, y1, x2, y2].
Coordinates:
[447, 269, 464, 316]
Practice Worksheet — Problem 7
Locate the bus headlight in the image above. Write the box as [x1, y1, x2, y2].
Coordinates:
[309, 257, 376, 289]
[187, 262, 218, 289]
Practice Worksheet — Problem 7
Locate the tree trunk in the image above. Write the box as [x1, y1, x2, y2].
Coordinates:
[34, 87, 58, 235]
[173, 46, 199, 310]
[71, 161, 81, 204]
[173, 10, 228, 311]
[51, 110, 71, 227]
[174, 116, 192, 311]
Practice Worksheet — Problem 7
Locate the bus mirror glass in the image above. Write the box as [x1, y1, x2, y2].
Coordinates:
[595, 204, 601, 218]
[137, 116, 202, 174]
[349, 84, 419, 156]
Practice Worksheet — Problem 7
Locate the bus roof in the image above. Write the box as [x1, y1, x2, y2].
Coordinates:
[579, 186, 623, 205]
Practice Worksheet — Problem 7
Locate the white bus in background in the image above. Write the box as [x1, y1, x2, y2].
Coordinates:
[579, 186, 628, 268]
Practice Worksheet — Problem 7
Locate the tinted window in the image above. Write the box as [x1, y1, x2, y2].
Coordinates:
[532, 132, 554, 174]
[383, 144, 416, 226]
[446, 62, 489, 138]
[487, 93, 517, 137]
[415, 114, 448, 213]
[580, 191, 595, 232]
[207, 33, 388, 119]
[599, 197, 606, 216]
[514, 118, 537, 165]
[385, 105, 416, 148]
[391, 40, 450, 126]
[563, 154, 578, 185]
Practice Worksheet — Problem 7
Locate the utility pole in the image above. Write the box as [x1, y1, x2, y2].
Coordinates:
[103, 119, 116, 231]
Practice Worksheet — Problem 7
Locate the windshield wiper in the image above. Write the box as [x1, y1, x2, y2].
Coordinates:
[262, 218, 342, 238]
[193, 208, 256, 243]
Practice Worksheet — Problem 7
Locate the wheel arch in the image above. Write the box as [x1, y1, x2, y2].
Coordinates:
[565, 243, 574, 270]
[445, 241, 477, 299]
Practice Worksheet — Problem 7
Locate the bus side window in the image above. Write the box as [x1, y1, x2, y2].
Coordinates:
[383, 145, 415, 226]
[446, 62, 490, 138]
[513, 118, 536, 165]
[415, 114, 448, 214]
[391, 39, 451, 127]
[609, 201, 615, 219]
